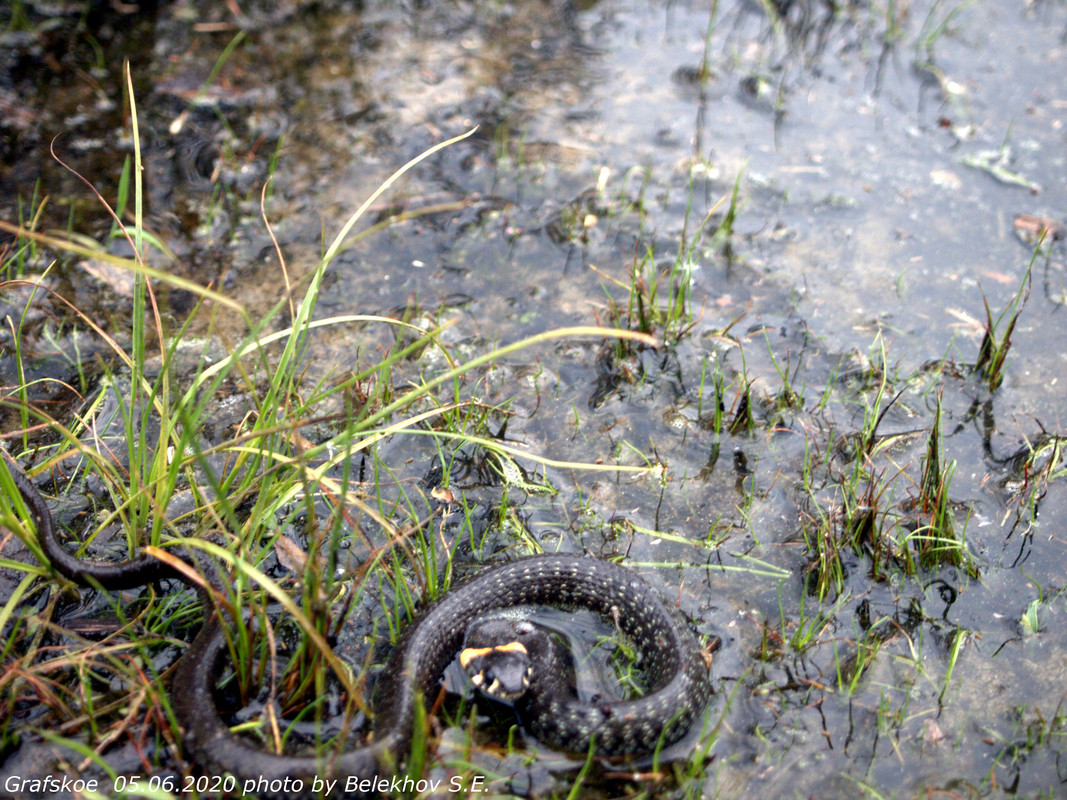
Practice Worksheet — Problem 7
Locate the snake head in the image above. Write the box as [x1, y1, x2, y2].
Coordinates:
[460, 618, 537, 702]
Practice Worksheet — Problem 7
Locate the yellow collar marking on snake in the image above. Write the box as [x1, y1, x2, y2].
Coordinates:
[458, 640, 528, 670]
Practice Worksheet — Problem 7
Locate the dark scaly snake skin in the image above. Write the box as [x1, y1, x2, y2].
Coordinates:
[4, 452, 713, 798]
[462, 607, 711, 754]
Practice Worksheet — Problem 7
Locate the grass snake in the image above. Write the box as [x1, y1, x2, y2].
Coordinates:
[5, 452, 713, 799]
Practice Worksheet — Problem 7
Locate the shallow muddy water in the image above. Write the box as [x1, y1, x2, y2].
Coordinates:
[2, 1, 1066, 799]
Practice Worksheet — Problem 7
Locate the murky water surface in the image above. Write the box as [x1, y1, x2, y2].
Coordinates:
[2, 1, 1066, 798]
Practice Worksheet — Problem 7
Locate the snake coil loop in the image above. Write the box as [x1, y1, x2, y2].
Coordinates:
[5, 452, 713, 799]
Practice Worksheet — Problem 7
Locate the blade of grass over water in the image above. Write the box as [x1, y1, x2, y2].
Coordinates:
[0, 223, 241, 310]
[625, 558, 791, 581]
[323, 325, 658, 446]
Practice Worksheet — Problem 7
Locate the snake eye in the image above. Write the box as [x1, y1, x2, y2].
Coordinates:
[515, 621, 535, 635]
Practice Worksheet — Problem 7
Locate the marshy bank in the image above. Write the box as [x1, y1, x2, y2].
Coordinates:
[1, 2, 1066, 798]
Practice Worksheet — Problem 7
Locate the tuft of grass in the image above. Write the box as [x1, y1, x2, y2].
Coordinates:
[911, 389, 975, 575]
[0, 68, 672, 796]
[797, 330, 986, 599]
[1001, 432, 1067, 532]
[764, 331, 804, 415]
[973, 262, 1032, 392]
[592, 170, 743, 359]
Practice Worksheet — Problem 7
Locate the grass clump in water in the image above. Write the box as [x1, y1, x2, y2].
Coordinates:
[0, 72, 662, 794]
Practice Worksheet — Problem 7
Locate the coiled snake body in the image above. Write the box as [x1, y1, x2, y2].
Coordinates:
[6, 454, 713, 799]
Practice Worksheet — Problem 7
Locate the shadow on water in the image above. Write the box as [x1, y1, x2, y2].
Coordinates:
[1, 1, 1066, 798]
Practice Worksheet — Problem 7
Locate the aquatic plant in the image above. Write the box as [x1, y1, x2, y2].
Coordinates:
[974, 263, 1032, 392]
